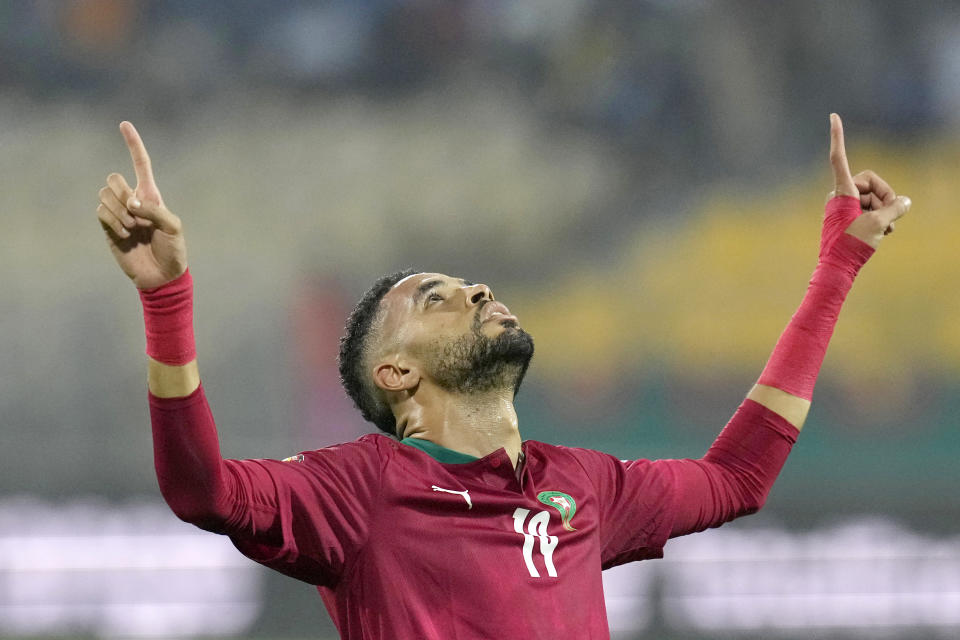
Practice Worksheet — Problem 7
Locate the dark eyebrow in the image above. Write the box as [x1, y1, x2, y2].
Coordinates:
[412, 278, 473, 305]
[413, 279, 444, 305]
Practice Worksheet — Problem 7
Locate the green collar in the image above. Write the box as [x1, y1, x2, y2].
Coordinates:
[400, 437, 480, 464]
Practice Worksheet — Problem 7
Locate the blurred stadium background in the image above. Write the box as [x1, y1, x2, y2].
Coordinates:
[2, 1, 959, 638]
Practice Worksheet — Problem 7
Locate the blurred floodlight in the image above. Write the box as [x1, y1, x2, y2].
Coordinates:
[0, 498, 261, 638]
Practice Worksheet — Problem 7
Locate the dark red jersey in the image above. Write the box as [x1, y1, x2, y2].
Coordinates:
[150, 387, 797, 639]
[227, 436, 672, 638]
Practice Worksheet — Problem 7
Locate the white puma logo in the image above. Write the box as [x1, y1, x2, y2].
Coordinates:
[431, 485, 472, 509]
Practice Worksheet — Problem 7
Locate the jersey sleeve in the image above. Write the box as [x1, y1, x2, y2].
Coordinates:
[149, 384, 383, 587]
[574, 400, 797, 569]
[569, 448, 677, 569]
[656, 399, 798, 538]
[223, 438, 384, 586]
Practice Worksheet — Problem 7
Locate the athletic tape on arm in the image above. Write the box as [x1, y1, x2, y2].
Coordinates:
[757, 196, 874, 400]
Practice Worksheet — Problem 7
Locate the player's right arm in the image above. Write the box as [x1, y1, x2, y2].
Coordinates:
[98, 124, 377, 586]
[98, 122, 275, 535]
[98, 121, 226, 527]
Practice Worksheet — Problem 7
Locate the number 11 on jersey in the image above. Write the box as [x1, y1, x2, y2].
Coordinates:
[512, 507, 558, 577]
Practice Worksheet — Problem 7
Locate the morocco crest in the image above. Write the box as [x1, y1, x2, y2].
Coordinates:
[536, 491, 577, 531]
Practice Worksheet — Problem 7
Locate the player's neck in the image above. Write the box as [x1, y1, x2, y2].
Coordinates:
[400, 387, 522, 468]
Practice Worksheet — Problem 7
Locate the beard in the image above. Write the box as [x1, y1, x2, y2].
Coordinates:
[424, 310, 535, 396]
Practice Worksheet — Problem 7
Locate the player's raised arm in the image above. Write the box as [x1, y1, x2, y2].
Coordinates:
[662, 114, 911, 538]
[98, 122, 221, 526]
[746, 113, 911, 428]
[97, 125, 376, 564]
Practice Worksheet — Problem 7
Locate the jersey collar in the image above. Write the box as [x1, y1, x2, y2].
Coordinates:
[400, 437, 480, 464]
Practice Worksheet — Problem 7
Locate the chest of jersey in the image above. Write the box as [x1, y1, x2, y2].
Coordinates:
[369, 447, 601, 584]
[321, 441, 618, 639]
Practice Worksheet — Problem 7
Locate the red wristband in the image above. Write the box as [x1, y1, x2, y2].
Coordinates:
[756, 198, 874, 400]
[139, 269, 196, 366]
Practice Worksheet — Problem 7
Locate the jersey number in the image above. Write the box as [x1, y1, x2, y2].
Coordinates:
[512, 507, 558, 577]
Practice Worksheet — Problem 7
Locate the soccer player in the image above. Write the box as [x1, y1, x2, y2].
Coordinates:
[96, 114, 909, 638]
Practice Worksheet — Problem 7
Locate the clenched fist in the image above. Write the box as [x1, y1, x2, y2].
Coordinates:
[97, 121, 187, 289]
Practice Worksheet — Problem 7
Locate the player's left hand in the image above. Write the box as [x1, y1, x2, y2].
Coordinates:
[827, 113, 911, 250]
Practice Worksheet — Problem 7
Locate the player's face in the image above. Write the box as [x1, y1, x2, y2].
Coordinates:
[380, 273, 534, 395]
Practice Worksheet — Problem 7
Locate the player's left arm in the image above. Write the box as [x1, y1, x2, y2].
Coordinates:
[663, 114, 911, 537]
[746, 113, 910, 430]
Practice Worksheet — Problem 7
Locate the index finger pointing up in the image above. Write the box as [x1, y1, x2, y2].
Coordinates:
[829, 113, 857, 198]
[119, 121, 158, 193]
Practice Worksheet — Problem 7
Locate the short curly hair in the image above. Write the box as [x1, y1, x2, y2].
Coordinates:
[338, 269, 418, 435]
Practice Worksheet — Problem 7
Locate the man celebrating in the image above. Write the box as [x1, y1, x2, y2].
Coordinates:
[96, 115, 909, 638]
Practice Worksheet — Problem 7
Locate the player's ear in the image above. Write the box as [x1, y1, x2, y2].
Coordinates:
[371, 357, 420, 393]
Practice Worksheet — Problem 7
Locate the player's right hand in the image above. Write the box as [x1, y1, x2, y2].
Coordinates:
[97, 121, 187, 289]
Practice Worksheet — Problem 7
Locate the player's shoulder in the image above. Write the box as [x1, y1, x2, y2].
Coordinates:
[283, 433, 399, 469]
[525, 440, 619, 468]
[525, 439, 614, 459]
[524, 440, 655, 473]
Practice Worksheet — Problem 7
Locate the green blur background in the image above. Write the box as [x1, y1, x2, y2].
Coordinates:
[2, 1, 959, 638]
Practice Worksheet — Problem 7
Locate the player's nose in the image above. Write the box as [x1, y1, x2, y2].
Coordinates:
[463, 283, 493, 307]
